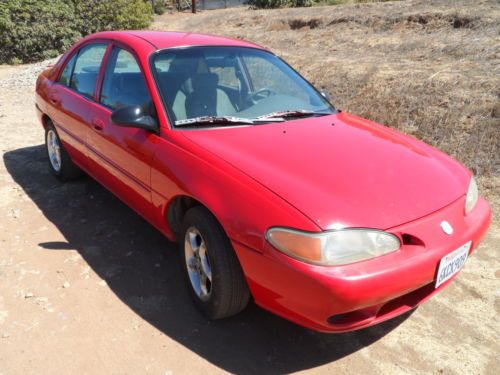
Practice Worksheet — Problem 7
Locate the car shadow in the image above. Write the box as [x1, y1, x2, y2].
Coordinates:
[3, 145, 414, 374]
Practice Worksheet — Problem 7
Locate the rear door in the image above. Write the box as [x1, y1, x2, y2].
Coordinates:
[47, 43, 108, 168]
[87, 46, 159, 220]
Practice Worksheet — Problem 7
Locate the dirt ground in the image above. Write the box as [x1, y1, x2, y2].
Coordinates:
[0, 1, 499, 374]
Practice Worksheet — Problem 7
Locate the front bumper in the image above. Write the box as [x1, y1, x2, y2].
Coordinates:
[233, 196, 491, 333]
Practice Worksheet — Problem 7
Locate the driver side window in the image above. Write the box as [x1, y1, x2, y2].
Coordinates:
[100, 48, 151, 110]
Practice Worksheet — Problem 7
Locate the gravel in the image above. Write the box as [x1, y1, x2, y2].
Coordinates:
[0, 57, 59, 89]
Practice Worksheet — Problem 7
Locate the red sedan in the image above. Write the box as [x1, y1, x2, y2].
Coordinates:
[35, 31, 491, 333]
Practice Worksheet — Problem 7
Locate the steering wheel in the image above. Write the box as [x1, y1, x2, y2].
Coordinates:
[246, 88, 277, 105]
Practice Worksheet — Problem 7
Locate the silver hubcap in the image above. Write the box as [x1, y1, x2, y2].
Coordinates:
[184, 227, 212, 302]
[47, 129, 62, 172]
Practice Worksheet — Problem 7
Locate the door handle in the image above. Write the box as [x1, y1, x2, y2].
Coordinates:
[91, 118, 105, 131]
[49, 94, 60, 105]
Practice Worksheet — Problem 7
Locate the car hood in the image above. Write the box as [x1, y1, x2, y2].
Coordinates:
[180, 112, 470, 230]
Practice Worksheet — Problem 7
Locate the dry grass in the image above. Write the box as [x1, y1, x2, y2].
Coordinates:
[154, 0, 500, 197]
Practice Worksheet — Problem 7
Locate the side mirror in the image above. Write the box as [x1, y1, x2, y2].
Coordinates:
[320, 90, 332, 102]
[111, 103, 158, 133]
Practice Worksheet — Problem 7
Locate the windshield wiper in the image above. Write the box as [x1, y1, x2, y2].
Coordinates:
[175, 116, 255, 127]
[174, 111, 330, 127]
[256, 109, 331, 120]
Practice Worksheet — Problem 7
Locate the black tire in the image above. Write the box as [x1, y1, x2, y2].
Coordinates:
[180, 206, 250, 319]
[45, 122, 82, 181]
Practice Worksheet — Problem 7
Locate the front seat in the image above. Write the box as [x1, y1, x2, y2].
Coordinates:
[185, 73, 235, 118]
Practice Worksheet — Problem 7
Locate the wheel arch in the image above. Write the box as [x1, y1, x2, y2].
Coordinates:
[151, 135, 320, 252]
[166, 194, 214, 241]
[41, 113, 52, 129]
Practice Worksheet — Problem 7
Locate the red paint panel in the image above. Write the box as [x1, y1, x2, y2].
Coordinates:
[181, 112, 470, 230]
[234, 198, 491, 332]
[87, 102, 159, 220]
[46, 84, 93, 169]
[150, 131, 320, 250]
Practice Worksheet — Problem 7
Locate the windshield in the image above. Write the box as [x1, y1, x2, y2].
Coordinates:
[151, 46, 335, 127]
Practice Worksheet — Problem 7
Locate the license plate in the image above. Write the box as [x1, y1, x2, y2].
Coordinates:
[435, 241, 471, 288]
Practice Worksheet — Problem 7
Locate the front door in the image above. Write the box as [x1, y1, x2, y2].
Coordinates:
[87, 46, 159, 220]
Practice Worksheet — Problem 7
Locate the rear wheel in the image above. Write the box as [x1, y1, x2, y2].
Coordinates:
[45, 123, 82, 181]
[180, 206, 250, 319]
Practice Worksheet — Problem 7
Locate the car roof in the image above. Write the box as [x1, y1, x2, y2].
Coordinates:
[87, 30, 266, 51]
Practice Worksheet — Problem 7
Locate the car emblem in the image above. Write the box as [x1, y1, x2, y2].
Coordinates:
[440, 221, 453, 235]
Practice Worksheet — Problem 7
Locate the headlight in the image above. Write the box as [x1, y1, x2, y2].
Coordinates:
[465, 177, 478, 214]
[266, 228, 400, 266]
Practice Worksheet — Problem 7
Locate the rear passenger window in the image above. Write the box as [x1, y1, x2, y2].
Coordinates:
[100, 48, 151, 110]
[70, 44, 107, 98]
[58, 54, 77, 87]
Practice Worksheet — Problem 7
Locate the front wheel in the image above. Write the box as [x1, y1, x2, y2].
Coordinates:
[180, 206, 250, 319]
[45, 123, 82, 181]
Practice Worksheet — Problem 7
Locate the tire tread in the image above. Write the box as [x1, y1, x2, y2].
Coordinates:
[45, 122, 82, 181]
[181, 206, 250, 319]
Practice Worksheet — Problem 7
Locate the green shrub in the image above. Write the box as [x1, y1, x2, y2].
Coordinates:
[73, 0, 153, 35]
[247, 0, 313, 9]
[0, 0, 79, 64]
[151, 0, 167, 15]
[0, 0, 153, 64]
